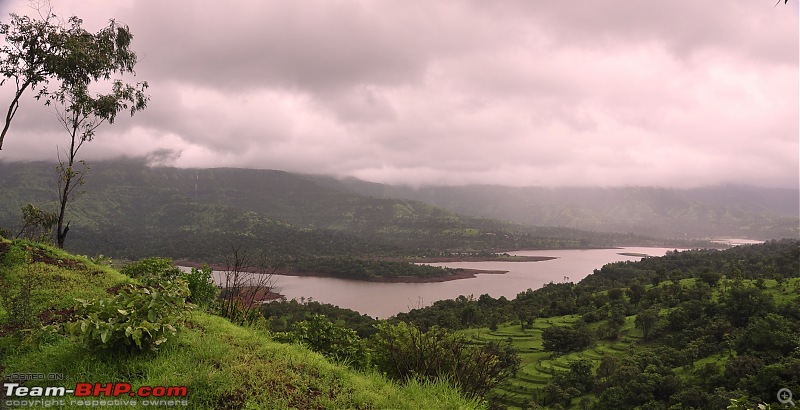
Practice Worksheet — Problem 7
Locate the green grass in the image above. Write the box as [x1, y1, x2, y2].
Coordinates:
[6, 313, 479, 409]
[0, 238, 482, 410]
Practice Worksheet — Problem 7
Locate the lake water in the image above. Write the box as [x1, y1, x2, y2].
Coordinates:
[237, 247, 679, 318]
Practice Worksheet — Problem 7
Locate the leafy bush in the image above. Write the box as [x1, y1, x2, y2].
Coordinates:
[183, 265, 219, 308]
[542, 322, 595, 353]
[16, 203, 58, 243]
[121, 257, 182, 284]
[65, 280, 191, 352]
[0, 244, 37, 330]
[1, 241, 29, 268]
[0, 267, 37, 330]
[370, 321, 520, 399]
[275, 314, 367, 368]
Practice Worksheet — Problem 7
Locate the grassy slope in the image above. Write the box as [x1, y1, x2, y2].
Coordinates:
[0, 239, 481, 409]
[460, 278, 800, 409]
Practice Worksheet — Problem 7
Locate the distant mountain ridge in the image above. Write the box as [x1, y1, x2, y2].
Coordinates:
[307, 176, 799, 240]
[0, 160, 676, 260]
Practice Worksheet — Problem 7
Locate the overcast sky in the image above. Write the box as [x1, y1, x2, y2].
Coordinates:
[0, 0, 797, 188]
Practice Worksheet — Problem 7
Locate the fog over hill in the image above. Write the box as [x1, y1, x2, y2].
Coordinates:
[3, 160, 697, 260]
[0, 160, 795, 251]
[309, 176, 800, 240]
[0, 0, 796, 190]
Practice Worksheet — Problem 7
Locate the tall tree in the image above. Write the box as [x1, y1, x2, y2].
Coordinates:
[635, 307, 660, 341]
[52, 17, 148, 248]
[0, 5, 63, 150]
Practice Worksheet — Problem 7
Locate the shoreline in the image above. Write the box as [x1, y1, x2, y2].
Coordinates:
[398, 255, 557, 263]
[175, 260, 522, 284]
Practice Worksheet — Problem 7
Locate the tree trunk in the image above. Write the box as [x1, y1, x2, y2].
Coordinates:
[0, 81, 31, 150]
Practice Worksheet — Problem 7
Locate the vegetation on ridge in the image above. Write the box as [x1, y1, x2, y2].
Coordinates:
[0, 160, 716, 265]
[387, 239, 800, 409]
[0, 237, 512, 408]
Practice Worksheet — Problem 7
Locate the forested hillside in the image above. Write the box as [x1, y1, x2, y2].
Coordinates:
[389, 239, 800, 408]
[315, 177, 799, 240]
[0, 160, 701, 262]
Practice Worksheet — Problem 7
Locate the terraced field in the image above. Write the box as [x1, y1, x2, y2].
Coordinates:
[458, 277, 800, 408]
[462, 314, 645, 408]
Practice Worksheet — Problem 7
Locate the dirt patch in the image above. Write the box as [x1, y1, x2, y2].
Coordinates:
[0, 241, 10, 259]
[215, 390, 247, 410]
[220, 286, 284, 307]
[38, 307, 75, 325]
[28, 247, 85, 269]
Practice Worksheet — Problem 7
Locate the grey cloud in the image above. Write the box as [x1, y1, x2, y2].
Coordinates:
[0, 0, 796, 189]
[484, 1, 798, 64]
[123, 2, 443, 92]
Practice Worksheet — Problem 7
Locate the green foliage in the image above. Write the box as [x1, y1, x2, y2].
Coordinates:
[0, 11, 63, 150]
[371, 321, 520, 399]
[0, 263, 37, 330]
[8, 313, 481, 409]
[276, 314, 367, 369]
[541, 321, 594, 353]
[1, 239, 28, 267]
[87, 253, 113, 266]
[551, 358, 596, 393]
[636, 307, 661, 341]
[16, 203, 57, 242]
[121, 258, 218, 308]
[406, 240, 800, 408]
[65, 281, 191, 352]
[283, 256, 456, 280]
[720, 282, 776, 327]
[261, 299, 377, 338]
[121, 257, 182, 284]
[0, 160, 688, 262]
[219, 297, 265, 326]
[183, 265, 219, 308]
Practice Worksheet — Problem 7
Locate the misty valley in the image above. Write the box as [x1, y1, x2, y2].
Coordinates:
[1, 1, 797, 409]
[1, 160, 798, 409]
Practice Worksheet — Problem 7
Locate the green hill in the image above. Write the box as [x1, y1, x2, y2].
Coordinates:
[0, 237, 481, 409]
[392, 239, 800, 409]
[0, 160, 692, 262]
[313, 178, 799, 240]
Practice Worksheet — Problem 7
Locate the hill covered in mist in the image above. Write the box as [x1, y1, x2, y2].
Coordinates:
[0, 160, 680, 261]
[310, 177, 798, 240]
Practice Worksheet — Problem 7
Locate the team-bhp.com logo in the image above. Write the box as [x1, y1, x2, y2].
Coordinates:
[3, 382, 189, 407]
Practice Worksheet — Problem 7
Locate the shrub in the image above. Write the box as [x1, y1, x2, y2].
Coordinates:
[183, 265, 219, 309]
[0, 267, 37, 330]
[275, 314, 367, 368]
[0, 245, 37, 330]
[121, 257, 182, 285]
[370, 321, 520, 399]
[65, 280, 191, 352]
[542, 322, 595, 353]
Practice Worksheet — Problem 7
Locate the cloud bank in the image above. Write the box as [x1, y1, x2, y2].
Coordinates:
[0, 0, 797, 188]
